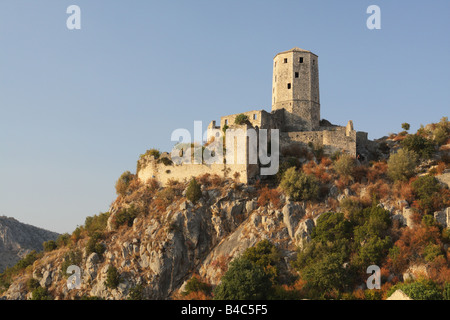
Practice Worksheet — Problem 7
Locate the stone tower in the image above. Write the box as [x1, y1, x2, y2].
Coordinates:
[271, 47, 320, 131]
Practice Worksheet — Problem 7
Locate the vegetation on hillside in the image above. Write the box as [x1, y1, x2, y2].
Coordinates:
[1, 117, 449, 300]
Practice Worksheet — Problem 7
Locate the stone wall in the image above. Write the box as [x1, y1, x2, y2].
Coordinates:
[138, 161, 251, 186]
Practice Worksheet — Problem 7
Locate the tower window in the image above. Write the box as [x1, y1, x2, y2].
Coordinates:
[299, 57, 303, 63]
[313, 59, 315, 65]
[253, 114, 257, 120]
[225, 119, 228, 125]
[284, 58, 288, 63]
[287, 83, 291, 89]
[295, 72, 299, 78]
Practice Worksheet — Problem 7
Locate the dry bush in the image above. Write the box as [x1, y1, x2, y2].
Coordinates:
[392, 180, 415, 204]
[436, 161, 446, 175]
[335, 176, 351, 191]
[210, 174, 225, 188]
[302, 160, 332, 183]
[366, 179, 391, 201]
[327, 197, 339, 211]
[210, 255, 231, 278]
[127, 178, 142, 194]
[197, 173, 212, 187]
[367, 161, 388, 182]
[154, 187, 177, 211]
[352, 165, 368, 183]
[257, 186, 282, 208]
[146, 178, 160, 193]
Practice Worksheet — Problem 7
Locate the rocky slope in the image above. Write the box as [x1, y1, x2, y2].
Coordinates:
[0, 216, 59, 272]
[1, 119, 449, 300]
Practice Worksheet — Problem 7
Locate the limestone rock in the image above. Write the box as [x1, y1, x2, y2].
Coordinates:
[40, 270, 53, 288]
[294, 219, 315, 250]
[434, 208, 450, 228]
[387, 289, 413, 300]
[402, 207, 415, 228]
[282, 202, 304, 238]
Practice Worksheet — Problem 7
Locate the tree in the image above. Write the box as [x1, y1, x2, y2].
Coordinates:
[186, 178, 202, 204]
[115, 171, 135, 197]
[280, 167, 320, 201]
[312, 212, 352, 243]
[334, 154, 355, 178]
[105, 266, 120, 289]
[387, 149, 418, 181]
[234, 114, 249, 125]
[43, 240, 57, 252]
[401, 123, 410, 131]
[401, 134, 435, 159]
[213, 257, 273, 300]
[388, 279, 442, 300]
[411, 175, 447, 214]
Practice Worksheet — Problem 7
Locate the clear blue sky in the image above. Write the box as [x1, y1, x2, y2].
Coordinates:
[0, 1, 449, 233]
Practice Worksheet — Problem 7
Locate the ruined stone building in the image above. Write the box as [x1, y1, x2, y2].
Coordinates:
[137, 47, 371, 185]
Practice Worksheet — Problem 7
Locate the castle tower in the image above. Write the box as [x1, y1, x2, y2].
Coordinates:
[271, 47, 320, 131]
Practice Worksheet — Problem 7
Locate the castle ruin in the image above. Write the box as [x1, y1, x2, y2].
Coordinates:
[137, 47, 371, 185]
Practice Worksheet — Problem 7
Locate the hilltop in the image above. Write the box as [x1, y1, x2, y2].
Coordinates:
[1, 117, 449, 300]
[0, 216, 59, 273]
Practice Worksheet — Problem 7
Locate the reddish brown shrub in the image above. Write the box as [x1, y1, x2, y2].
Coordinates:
[257, 187, 282, 208]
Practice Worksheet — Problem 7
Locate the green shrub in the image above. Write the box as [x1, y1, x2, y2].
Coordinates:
[241, 240, 280, 283]
[388, 279, 442, 300]
[182, 276, 211, 297]
[128, 284, 144, 300]
[387, 149, 418, 181]
[105, 266, 120, 289]
[401, 134, 435, 159]
[213, 257, 273, 300]
[276, 157, 300, 182]
[140, 149, 160, 159]
[115, 171, 135, 197]
[280, 167, 320, 201]
[56, 233, 70, 248]
[31, 287, 52, 300]
[61, 250, 82, 277]
[401, 123, 410, 131]
[334, 154, 355, 178]
[43, 240, 57, 252]
[433, 126, 448, 145]
[234, 114, 249, 125]
[113, 205, 140, 229]
[443, 282, 450, 300]
[16, 251, 40, 270]
[186, 178, 202, 204]
[84, 212, 110, 236]
[26, 278, 40, 291]
[312, 212, 352, 243]
[411, 175, 445, 214]
[158, 157, 173, 166]
[294, 240, 350, 295]
[85, 232, 106, 256]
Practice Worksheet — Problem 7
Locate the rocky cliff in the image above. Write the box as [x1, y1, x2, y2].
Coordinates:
[0, 216, 59, 272]
[1, 118, 449, 300]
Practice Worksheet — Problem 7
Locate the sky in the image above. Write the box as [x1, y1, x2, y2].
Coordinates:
[0, 1, 449, 234]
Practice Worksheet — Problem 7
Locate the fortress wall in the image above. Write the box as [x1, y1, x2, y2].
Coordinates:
[138, 161, 250, 186]
[280, 131, 324, 150]
[322, 129, 357, 156]
[220, 110, 263, 129]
